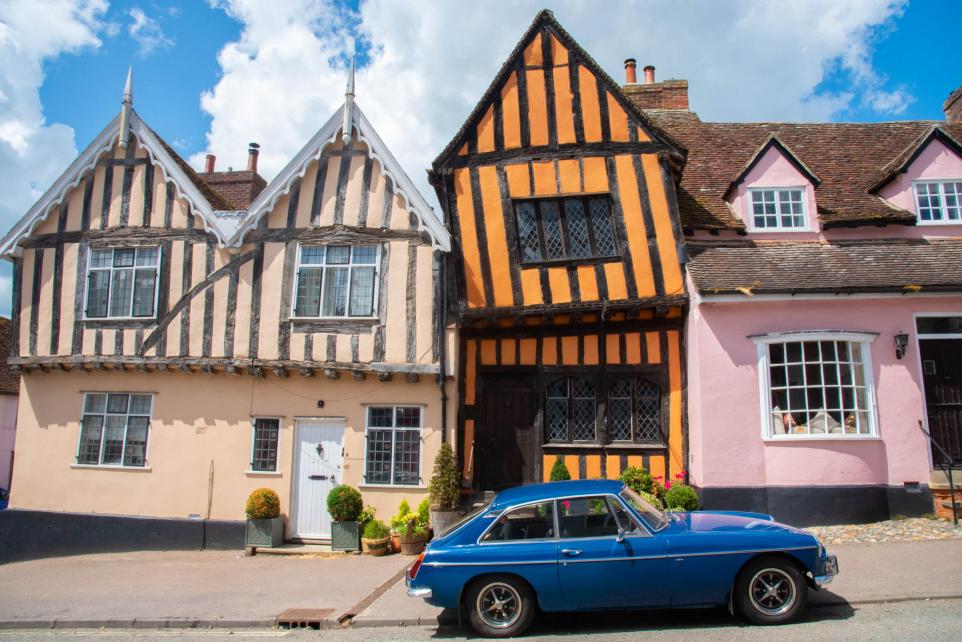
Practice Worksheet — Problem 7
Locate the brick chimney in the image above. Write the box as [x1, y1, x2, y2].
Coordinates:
[204, 154, 216, 173]
[945, 86, 962, 123]
[247, 142, 260, 173]
[624, 59, 637, 84]
[622, 62, 689, 111]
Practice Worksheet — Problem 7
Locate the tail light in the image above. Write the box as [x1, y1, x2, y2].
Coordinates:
[408, 551, 426, 580]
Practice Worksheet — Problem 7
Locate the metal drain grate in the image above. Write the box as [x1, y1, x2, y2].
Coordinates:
[275, 608, 334, 629]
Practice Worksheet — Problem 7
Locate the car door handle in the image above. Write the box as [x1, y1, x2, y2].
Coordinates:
[561, 549, 582, 557]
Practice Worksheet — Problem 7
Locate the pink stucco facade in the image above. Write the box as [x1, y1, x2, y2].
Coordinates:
[728, 145, 820, 235]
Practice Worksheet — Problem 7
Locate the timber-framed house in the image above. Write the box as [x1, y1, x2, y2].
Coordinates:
[1, 68, 452, 545]
[431, 11, 689, 491]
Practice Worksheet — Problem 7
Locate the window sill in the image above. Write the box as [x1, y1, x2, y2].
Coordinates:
[542, 443, 666, 450]
[915, 219, 962, 226]
[520, 256, 621, 269]
[246, 470, 283, 477]
[82, 318, 158, 329]
[763, 435, 881, 443]
[359, 483, 427, 490]
[71, 464, 152, 472]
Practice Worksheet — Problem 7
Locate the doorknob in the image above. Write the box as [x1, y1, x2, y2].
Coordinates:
[316, 444, 324, 456]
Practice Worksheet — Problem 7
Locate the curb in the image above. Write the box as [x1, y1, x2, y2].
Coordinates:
[810, 594, 962, 608]
[0, 619, 276, 630]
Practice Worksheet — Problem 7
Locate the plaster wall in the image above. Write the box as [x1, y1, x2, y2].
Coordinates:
[686, 292, 959, 490]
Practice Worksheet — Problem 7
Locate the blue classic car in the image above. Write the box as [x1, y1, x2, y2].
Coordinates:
[407, 479, 837, 637]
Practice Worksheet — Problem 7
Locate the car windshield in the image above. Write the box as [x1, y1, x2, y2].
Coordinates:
[620, 487, 668, 531]
[438, 501, 490, 538]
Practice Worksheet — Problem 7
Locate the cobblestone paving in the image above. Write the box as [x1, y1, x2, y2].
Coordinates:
[805, 516, 962, 544]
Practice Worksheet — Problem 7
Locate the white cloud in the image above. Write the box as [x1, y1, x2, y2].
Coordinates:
[0, 0, 108, 317]
[196, 0, 912, 217]
[127, 7, 174, 56]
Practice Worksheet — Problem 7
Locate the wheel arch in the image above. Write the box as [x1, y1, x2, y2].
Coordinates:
[459, 572, 542, 610]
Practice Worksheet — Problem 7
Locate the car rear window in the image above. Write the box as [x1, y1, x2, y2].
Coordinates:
[481, 501, 555, 542]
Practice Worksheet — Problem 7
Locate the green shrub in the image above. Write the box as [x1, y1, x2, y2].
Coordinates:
[429, 443, 461, 511]
[638, 490, 663, 510]
[363, 519, 390, 539]
[664, 483, 699, 511]
[358, 505, 376, 527]
[416, 498, 430, 526]
[326, 485, 363, 522]
[549, 457, 571, 481]
[245, 488, 280, 520]
[620, 466, 655, 495]
[390, 499, 413, 533]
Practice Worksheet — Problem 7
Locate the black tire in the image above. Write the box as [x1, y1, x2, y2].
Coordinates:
[464, 574, 536, 638]
[734, 556, 808, 625]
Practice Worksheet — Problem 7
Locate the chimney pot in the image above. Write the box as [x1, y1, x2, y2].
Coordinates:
[624, 58, 637, 85]
[204, 154, 216, 173]
[643, 65, 656, 85]
[247, 142, 260, 173]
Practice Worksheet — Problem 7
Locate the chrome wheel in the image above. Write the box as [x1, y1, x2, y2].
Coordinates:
[475, 581, 522, 629]
[749, 568, 797, 616]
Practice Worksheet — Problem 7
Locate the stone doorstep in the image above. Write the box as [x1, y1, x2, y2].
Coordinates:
[254, 543, 344, 556]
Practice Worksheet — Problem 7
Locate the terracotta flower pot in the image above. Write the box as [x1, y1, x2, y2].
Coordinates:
[390, 534, 401, 554]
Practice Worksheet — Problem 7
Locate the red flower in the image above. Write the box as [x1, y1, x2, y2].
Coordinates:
[562, 500, 571, 510]
[665, 481, 672, 489]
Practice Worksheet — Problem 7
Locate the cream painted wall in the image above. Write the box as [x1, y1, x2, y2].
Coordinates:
[9, 370, 446, 530]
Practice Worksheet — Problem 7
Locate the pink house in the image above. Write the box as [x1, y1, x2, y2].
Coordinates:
[626, 73, 962, 524]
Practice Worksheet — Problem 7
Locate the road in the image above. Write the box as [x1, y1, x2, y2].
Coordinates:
[2, 598, 960, 641]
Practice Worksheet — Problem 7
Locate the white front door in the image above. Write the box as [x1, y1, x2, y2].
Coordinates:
[291, 419, 345, 540]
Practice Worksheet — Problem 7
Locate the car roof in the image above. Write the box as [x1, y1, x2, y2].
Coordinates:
[490, 480, 625, 509]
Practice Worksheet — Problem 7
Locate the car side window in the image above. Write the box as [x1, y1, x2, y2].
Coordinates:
[481, 501, 555, 542]
[609, 496, 645, 535]
[558, 496, 620, 539]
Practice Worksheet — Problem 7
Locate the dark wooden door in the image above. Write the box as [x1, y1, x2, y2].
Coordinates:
[921, 339, 962, 465]
[478, 377, 538, 490]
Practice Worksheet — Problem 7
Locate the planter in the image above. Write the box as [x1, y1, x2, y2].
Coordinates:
[361, 536, 392, 556]
[429, 509, 463, 537]
[399, 533, 427, 555]
[245, 517, 284, 548]
[331, 520, 360, 552]
[390, 534, 401, 554]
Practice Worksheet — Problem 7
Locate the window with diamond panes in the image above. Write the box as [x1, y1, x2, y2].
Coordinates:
[77, 393, 153, 467]
[766, 339, 874, 437]
[545, 376, 597, 443]
[513, 196, 617, 264]
[749, 188, 806, 230]
[250, 419, 280, 472]
[85, 247, 160, 319]
[608, 378, 663, 444]
[293, 245, 378, 318]
[364, 406, 422, 485]
[914, 181, 962, 223]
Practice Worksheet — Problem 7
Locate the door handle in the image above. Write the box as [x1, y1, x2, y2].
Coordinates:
[308, 474, 329, 481]
[561, 549, 582, 556]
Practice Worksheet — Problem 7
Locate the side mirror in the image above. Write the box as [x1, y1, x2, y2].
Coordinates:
[616, 527, 626, 543]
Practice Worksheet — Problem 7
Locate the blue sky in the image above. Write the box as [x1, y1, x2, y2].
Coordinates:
[1, 0, 962, 317]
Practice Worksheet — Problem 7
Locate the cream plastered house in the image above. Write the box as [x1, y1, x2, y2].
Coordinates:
[0, 69, 454, 547]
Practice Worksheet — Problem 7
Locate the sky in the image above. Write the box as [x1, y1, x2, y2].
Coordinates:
[1, 0, 961, 317]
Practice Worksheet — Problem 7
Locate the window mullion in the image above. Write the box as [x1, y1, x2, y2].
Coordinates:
[345, 264, 354, 318]
[98, 412, 108, 465]
[556, 199, 571, 260]
[583, 197, 599, 255]
[534, 202, 548, 259]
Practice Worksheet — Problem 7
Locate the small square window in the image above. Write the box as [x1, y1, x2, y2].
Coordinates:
[748, 188, 808, 231]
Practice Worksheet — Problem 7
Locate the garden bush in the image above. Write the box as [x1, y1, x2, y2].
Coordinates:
[549, 457, 571, 481]
[363, 519, 390, 540]
[664, 483, 699, 511]
[245, 488, 280, 520]
[326, 484, 363, 522]
[428, 443, 461, 511]
[620, 466, 655, 495]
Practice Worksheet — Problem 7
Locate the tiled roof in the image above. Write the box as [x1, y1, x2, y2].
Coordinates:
[688, 238, 962, 295]
[0, 318, 21, 395]
[199, 171, 267, 209]
[146, 128, 234, 211]
[644, 110, 962, 231]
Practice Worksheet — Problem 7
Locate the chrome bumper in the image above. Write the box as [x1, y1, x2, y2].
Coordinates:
[815, 554, 839, 587]
[407, 586, 433, 599]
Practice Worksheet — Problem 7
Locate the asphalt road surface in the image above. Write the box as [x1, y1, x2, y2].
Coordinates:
[2, 598, 960, 641]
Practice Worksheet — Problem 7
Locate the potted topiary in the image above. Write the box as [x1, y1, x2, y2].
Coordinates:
[245, 487, 284, 548]
[428, 443, 463, 535]
[326, 484, 363, 551]
[399, 499, 431, 555]
[361, 519, 391, 556]
[389, 499, 412, 554]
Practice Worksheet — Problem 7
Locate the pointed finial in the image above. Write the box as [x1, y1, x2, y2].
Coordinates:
[119, 66, 133, 149]
[342, 55, 355, 145]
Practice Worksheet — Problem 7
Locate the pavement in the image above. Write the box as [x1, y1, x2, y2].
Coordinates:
[1, 539, 961, 630]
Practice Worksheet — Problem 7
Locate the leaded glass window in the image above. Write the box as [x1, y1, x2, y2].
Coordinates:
[544, 376, 597, 443]
[293, 245, 378, 318]
[77, 393, 153, 467]
[914, 181, 962, 223]
[85, 247, 160, 318]
[251, 418, 280, 472]
[513, 196, 618, 264]
[607, 377, 663, 444]
[749, 188, 807, 229]
[364, 406, 422, 485]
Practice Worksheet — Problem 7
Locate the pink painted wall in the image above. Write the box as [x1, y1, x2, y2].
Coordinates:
[727, 145, 820, 234]
[0, 393, 18, 490]
[686, 289, 959, 490]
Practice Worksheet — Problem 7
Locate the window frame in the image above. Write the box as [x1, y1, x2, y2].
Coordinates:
[83, 246, 162, 321]
[752, 331, 879, 441]
[544, 375, 599, 444]
[361, 405, 424, 488]
[512, 194, 619, 266]
[291, 243, 382, 320]
[912, 179, 962, 225]
[248, 417, 282, 474]
[74, 392, 154, 469]
[745, 187, 811, 232]
[605, 374, 666, 445]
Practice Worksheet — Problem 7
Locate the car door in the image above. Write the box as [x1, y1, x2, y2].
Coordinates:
[556, 495, 669, 608]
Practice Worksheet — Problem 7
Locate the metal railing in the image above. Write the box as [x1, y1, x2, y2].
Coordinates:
[919, 420, 959, 526]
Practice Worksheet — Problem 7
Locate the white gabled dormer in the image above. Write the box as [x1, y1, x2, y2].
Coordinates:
[724, 135, 821, 233]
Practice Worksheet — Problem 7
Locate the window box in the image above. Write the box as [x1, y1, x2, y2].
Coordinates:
[245, 516, 284, 548]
